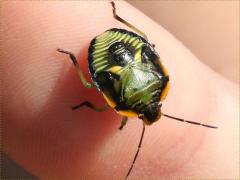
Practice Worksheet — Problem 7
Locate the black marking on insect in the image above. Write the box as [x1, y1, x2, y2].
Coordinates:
[57, 1, 218, 179]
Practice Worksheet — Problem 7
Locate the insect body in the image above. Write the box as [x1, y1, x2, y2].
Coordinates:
[89, 28, 169, 125]
[57, 1, 217, 179]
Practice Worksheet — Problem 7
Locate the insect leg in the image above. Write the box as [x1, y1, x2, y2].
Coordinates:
[72, 101, 109, 112]
[119, 116, 128, 130]
[110, 1, 148, 40]
[57, 48, 94, 89]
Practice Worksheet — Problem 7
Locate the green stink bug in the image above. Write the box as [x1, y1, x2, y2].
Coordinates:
[57, 1, 218, 179]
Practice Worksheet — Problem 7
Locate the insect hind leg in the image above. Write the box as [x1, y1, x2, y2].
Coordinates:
[110, 1, 148, 40]
[72, 101, 109, 112]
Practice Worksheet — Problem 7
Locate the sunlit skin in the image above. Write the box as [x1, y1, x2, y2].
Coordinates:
[1, 1, 239, 179]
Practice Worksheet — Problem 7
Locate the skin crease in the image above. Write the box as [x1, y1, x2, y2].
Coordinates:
[1, 1, 239, 179]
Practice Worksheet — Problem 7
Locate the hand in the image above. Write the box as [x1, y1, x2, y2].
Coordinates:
[2, 1, 239, 179]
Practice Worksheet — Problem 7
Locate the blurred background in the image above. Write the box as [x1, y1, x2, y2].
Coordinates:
[1, 1, 239, 179]
[128, 0, 239, 83]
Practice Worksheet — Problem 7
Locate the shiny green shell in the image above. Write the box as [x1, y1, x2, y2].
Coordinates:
[88, 28, 169, 124]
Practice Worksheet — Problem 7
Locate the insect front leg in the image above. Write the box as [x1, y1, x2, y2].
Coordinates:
[57, 48, 94, 89]
[119, 116, 128, 130]
[72, 101, 109, 112]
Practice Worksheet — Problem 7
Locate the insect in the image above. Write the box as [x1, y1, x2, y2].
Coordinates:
[57, 1, 218, 179]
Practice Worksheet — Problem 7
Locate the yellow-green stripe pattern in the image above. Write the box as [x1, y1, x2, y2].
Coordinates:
[90, 29, 145, 74]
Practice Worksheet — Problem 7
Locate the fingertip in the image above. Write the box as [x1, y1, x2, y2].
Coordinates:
[3, 1, 224, 178]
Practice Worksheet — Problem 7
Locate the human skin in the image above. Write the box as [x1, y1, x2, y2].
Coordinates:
[1, 1, 239, 179]
[129, 1, 239, 84]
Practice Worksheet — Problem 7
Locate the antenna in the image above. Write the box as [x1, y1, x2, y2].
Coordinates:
[125, 122, 145, 179]
[162, 113, 218, 129]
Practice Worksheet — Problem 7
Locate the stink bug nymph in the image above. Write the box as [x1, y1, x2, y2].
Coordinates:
[57, 1, 218, 179]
